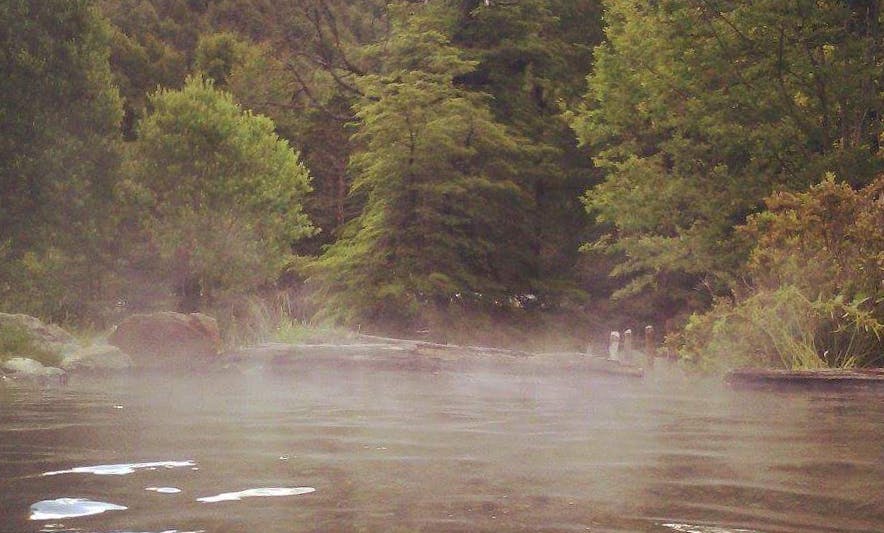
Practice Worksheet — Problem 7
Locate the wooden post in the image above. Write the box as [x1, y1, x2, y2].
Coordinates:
[623, 328, 633, 364]
[644, 325, 655, 369]
[608, 331, 620, 361]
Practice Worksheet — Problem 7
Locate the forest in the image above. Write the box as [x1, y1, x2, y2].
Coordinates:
[1, 0, 882, 372]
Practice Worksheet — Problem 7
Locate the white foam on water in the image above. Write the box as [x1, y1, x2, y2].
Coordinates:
[145, 487, 182, 494]
[42, 460, 195, 476]
[196, 487, 315, 503]
[662, 523, 759, 533]
[29, 498, 127, 520]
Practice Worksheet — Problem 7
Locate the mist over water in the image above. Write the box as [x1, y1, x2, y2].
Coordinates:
[0, 363, 881, 532]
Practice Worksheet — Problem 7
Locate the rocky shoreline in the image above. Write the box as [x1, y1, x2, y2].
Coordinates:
[8, 312, 884, 388]
[12, 312, 884, 388]
[8, 311, 881, 388]
[0, 312, 644, 382]
[224, 337, 644, 377]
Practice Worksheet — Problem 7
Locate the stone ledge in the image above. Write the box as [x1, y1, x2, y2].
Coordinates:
[726, 368, 884, 389]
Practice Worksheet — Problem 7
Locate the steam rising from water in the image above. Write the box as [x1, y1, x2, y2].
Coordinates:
[5, 366, 881, 531]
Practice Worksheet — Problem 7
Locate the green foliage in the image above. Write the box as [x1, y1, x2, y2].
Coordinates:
[273, 320, 354, 345]
[227, 40, 360, 253]
[678, 175, 884, 371]
[7, 0, 881, 362]
[453, 0, 603, 305]
[0, 323, 60, 367]
[572, 0, 883, 316]
[679, 287, 824, 373]
[98, 0, 203, 136]
[122, 76, 315, 311]
[194, 31, 248, 86]
[0, 0, 124, 323]
[310, 3, 534, 332]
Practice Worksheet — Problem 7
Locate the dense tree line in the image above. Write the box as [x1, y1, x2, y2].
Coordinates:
[1, 0, 880, 368]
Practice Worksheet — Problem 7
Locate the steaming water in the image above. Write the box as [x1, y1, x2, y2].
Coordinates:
[1, 362, 881, 532]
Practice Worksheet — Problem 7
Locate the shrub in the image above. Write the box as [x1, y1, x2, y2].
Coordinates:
[678, 175, 883, 371]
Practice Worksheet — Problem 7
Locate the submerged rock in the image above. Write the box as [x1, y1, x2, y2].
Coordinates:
[1, 357, 65, 378]
[61, 344, 134, 371]
[108, 312, 221, 367]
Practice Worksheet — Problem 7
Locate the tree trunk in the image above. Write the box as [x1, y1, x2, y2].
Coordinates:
[176, 277, 202, 313]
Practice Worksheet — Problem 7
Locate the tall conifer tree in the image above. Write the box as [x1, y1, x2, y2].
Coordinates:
[311, 2, 533, 332]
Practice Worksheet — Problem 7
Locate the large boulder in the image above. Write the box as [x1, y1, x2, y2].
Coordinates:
[108, 312, 221, 367]
[0, 313, 81, 361]
[61, 344, 134, 372]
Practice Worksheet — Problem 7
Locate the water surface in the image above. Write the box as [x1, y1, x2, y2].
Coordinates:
[1, 362, 881, 532]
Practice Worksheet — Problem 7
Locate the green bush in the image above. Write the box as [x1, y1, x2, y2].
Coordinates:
[678, 175, 883, 371]
[122, 76, 315, 313]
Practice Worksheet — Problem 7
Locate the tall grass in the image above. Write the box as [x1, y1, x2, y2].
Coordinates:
[679, 285, 883, 372]
[211, 292, 354, 348]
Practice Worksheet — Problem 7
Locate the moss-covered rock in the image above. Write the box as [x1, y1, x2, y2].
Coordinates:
[0, 313, 80, 366]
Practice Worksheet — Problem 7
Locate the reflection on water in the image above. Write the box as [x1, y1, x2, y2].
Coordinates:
[1, 362, 882, 532]
[29, 498, 126, 520]
[43, 460, 195, 477]
[145, 487, 182, 494]
[663, 524, 758, 533]
[196, 487, 315, 503]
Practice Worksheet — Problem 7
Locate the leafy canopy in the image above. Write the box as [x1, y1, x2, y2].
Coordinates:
[0, 0, 123, 321]
[123, 76, 315, 310]
[572, 0, 882, 313]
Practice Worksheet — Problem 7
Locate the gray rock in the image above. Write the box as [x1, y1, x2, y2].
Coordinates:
[61, 344, 133, 371]
[1, 357, 65, 377]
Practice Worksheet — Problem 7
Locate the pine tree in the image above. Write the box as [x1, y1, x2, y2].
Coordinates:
[311, 3, 532, 333]
[452, 0, 604, 307]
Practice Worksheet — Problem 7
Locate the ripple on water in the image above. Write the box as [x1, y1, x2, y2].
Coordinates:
[42, 460, 195, 476]
[196, 487, 315, 503]
[30, 498, 127, 520]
